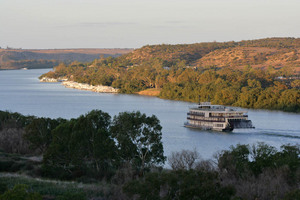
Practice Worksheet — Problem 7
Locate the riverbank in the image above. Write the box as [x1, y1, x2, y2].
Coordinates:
[40, 77, 161, 95]
[40, 77, 64, 82]
[137, 88, 161, 96]
[40, 77, 119, 93]
[62, 81, 119, 93]
[39, 75, 299, 113]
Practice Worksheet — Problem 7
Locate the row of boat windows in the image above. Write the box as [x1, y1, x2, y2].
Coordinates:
[189, 111, 246, 117]
[211, 113, 244, 117]
[214, 124, 224, 127]
[189, 121, 224, 128]
[189, 112, 205, 116]
[188, 116, 225, 122]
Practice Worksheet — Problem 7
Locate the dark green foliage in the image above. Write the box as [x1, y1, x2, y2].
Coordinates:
[250, 143, 277, 176]
[283, 189, 300, 200]
[123, 170, 235, 200]
[0, 111, 36, 154]
[24, 117, 65, 153]
[0, 111, 33, 131]
[0, 175, 104, 199]
[111, 111, 166, 173]
[40, 110, 165, 180]
[0, 183, 7, 195]
[56, 192, 87, 200]
[2, 109, 300, 199]
[0, 111, 70, 155]
[0, 184, 42, 200]
[0, 152, 40, 176]
[1, 110, 166, 181]
[218, 144, 251, 178]
[43, 110, 117, 180]
[218, 143, 300, 179]
[218, 143, 300, 199]
[273, 145, 300, 184]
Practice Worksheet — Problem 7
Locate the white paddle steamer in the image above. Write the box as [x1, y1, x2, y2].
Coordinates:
[184, 102, 254, 131]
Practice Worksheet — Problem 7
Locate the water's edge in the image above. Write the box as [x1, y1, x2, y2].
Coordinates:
[1, 69, 299, 160]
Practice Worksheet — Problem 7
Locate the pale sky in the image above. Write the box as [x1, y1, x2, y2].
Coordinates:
[0, 0, 299, 49]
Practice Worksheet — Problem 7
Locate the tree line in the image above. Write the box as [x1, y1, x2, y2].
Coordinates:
[41, 55, 299, 112]
[124, 143, 300, 200]
[0, 110, 165, 180]
[1, 110, 300, 199]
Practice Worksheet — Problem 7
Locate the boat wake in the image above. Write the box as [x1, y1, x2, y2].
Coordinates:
[263, 132, 300, 139]
[235, 128, 300, 139]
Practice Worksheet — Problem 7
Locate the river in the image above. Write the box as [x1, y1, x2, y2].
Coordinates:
[0, 69, 299, 160]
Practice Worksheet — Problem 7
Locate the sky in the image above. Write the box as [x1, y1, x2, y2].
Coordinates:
[0, 0, 299, 49]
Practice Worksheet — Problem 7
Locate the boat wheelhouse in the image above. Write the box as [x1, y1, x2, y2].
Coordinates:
[184, 102, 254, 131]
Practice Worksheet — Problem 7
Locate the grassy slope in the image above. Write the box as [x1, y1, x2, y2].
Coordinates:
[0, 173, 107, 199]
[0, 152, 110, 199]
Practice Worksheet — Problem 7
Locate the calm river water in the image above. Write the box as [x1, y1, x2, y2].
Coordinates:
[1, 69, 299, 160]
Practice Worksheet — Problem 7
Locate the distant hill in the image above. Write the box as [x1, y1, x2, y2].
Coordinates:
[195, 46, 299, 71]
[0, 48, 133, 69]
[41, 38, 300, 112]
[124, 37, 300, 73]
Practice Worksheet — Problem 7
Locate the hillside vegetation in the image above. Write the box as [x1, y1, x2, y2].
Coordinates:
[124, 37, 300, 70]
[41, 38, 300, 112]
[0, 48, 132, 70]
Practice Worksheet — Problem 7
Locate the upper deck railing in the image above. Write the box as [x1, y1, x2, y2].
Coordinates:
[200, 102, 211, 105]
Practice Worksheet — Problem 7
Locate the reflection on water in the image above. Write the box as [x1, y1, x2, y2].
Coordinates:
[0, 69, 300, 160]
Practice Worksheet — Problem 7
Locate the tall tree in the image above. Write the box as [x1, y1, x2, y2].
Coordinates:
[43, 110, 117, 178]
[24, 117, 65, 153]
[111, 111, 166, 173]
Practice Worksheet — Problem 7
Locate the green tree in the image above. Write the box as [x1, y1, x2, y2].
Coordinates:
[217, 144, 251, 178]
[250, 143, 277, 175]
[24, 117, 65, 153]
[0, 184, 42, 200]
[56, 192, 87, 200]
[43, 110, 117, 179]
[284, 189, 300, 200]
[0, 183, 7, 195]
[291, 80, 300, 88]
[111, 111, 166, 173]
[123, 170, 235, 200]
[218, 143, 300, 181]
[72, 110, 117, 172]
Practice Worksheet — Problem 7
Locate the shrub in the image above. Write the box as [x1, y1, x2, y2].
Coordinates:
[0, 183, 7, 195]
[56, 192, 87, 200]
[123, 170, 235, 200]
[168, 149, 200, 170]
[0, 184, 42, 200]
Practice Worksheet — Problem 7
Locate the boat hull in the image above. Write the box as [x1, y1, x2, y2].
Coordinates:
[184, 122, 233, 132]
[184, 102, 254, 132]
